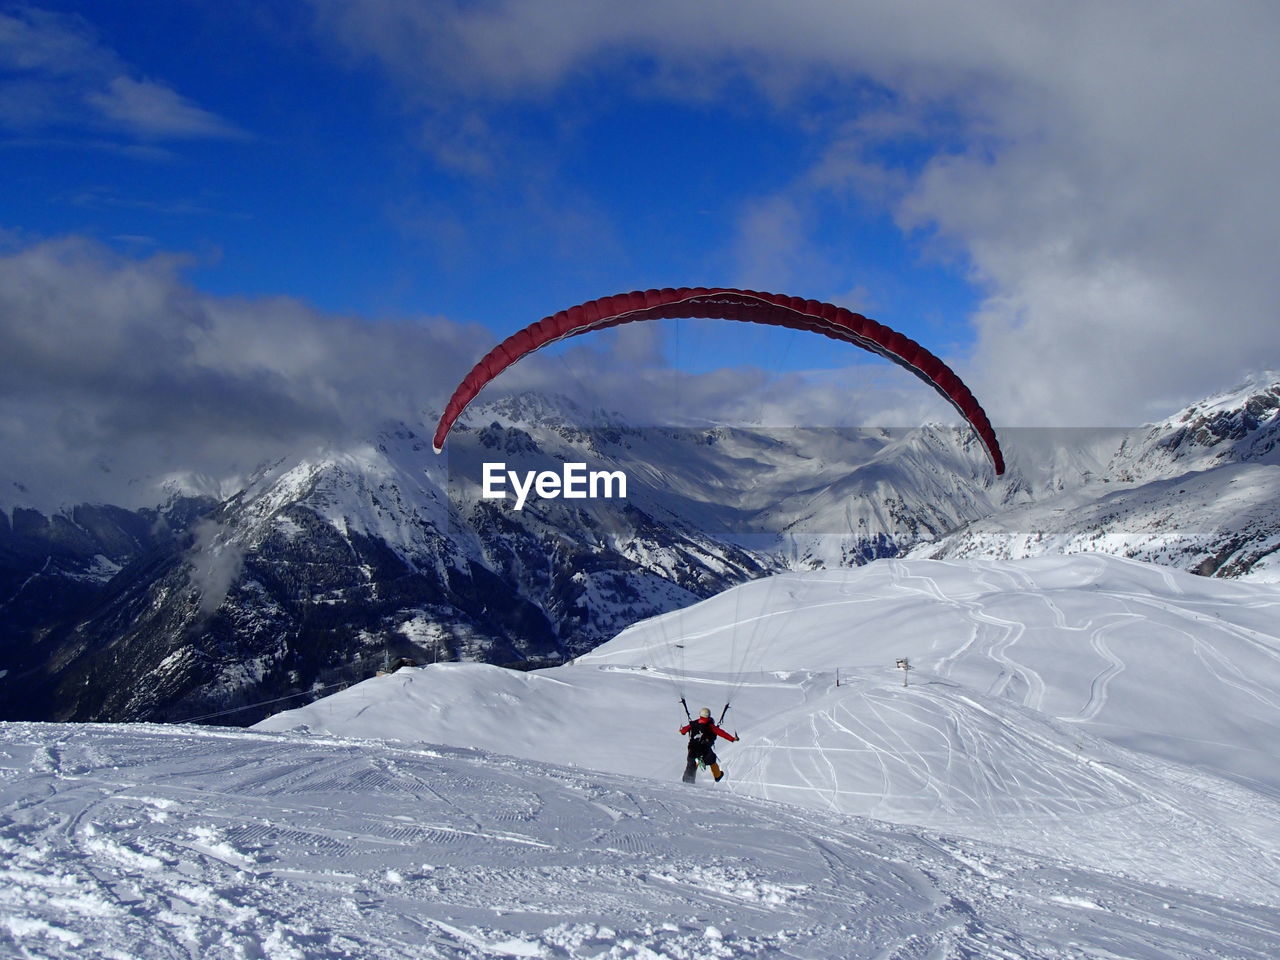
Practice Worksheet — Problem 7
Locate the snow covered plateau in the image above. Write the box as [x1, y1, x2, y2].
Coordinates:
[6, 553, 1280, 957]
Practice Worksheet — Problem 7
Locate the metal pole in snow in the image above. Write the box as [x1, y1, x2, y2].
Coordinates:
[896, 657, 910, 687]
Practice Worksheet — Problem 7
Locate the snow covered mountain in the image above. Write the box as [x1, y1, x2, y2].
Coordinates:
[0, 393, 991, 725]
[914, 375, 1280, 579]
[0, 496, 215, 695]
[4, 375, 1279, 725]
[0, 418, 777, 724]
[7, 553, 1280, 958]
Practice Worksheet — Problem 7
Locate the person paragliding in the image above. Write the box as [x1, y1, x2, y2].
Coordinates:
[434, 286, 1005, 786]
[680, 707, 739, 784]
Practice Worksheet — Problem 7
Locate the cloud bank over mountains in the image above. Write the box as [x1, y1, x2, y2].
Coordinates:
[0, 238, 947, 510]
[311, 0, 1280, 425]
[0, 237, 484, 509]
[3, 2, 1278, 507]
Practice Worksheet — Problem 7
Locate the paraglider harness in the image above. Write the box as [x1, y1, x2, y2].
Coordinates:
[681, 698, 731, 768]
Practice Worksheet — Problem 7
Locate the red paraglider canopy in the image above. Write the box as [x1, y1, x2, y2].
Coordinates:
[433, 287, 1004, 474]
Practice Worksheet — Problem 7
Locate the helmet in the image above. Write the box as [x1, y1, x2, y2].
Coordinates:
[699, 707, 711, 718]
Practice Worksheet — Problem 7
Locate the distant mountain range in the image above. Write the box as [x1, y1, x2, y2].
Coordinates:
[2, 375, 1276, 724]
[911, 376, 1280, 577]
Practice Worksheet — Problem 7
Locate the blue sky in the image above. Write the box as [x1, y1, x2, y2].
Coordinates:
[3, 1, 1278, 506]
[2, 1, 977, 367]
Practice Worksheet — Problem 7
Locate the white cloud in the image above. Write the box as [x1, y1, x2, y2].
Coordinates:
[471, 316, 959, 432]
[733, 195, 808, 293]
[188, 519, 245, 615]
[0, 6, 244, 141]
[0, 5, 108, 75]
[0, 236, 488, 511]
[310, 0, 1280, 427]
[85, 76, 245, 141]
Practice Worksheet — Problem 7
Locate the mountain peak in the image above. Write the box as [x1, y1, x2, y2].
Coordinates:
[1144, 371, 1280, 467]
[1175, 371, 1280, 422]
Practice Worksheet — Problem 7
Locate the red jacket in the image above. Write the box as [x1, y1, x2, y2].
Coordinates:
[679, 716, 738, 742]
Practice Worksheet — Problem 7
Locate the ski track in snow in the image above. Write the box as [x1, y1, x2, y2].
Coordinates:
[375, 556, 1280, 908]
[1074, 616, 1129, 723]
[5, 722, 1280, 960]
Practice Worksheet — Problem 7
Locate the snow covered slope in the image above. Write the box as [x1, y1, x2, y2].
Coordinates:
[917, 375, 1280, 578]
[260, 554, 1280, 907]
[5, 721, 1280, 959]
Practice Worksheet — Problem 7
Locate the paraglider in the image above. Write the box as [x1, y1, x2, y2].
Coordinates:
[435, 286, 1006, 784]
[432, 286, 1005, 475]
[679, 705, 739, 784]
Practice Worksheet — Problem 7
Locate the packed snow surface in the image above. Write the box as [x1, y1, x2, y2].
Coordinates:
[4, 722, 1280, 959]
[7, 554, 1280, 956]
